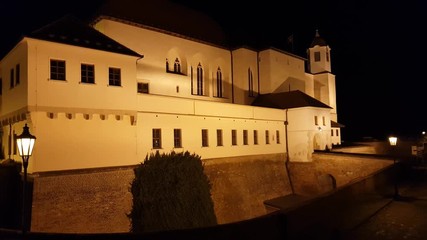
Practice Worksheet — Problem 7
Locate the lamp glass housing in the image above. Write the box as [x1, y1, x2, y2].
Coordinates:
[16, 124, 36, 158]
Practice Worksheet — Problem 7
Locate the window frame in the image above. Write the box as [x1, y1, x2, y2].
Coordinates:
[50, 59, 66, 81]
[81, 63, 95, 84]
[152, 128, 162, 149]
[174, 129, 182, 148]
[202, 129, 209, 147]
[108, 67, 121, 86]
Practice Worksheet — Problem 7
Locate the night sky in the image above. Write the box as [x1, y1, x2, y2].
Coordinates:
[1, 0, 426, 141]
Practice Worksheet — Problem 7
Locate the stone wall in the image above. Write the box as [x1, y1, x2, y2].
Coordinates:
[29, 152, 392, 233]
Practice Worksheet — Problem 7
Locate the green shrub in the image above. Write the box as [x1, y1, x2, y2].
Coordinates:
[128, 151, 217, 233]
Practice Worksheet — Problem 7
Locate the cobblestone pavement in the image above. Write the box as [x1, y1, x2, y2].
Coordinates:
[341, 165, 427, 240]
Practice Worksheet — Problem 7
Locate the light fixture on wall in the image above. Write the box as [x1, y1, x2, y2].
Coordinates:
[16, 123, 36, 235]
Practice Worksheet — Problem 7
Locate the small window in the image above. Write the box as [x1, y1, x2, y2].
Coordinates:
[81, 64, 95, 84]
[254, 130, 258, 145]
[243, 130, 248, 145]
[137, 82, 149, 93]
[276, 130, 280, 144]
[15, 64, 20, 85]
[216, 129, 223, 146]
[165, 58, 169, 72]
[174, 129, 182, 148]
[153, 129, 162, 149]
[322, 116, 326, 126]
[248, 68, 254, 97]
[10, 69, 14, 88]
[174, 58, 181, 73]
[202, 129, 209, 147]
[231, 129, 237, 146]
[314, 52, 321, 62]
[336, 129, 339, 136]
[50, 59, 66, 80]
[314, 116, 318, 125]
[331, 129, 334, 136]
[109, 67, 121, 86]
[215, 67, 223, 98]
[265, 130, 270, 144]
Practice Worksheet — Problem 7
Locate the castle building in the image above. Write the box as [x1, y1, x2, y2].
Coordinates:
[0, 0, 343, 173]
[0, 0, 347, 231]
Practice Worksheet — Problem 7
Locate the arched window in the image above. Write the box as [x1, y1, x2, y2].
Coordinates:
[197, 63, 203, 95]
[216, 67, 223, 97]
[248, 68, 254, 97]
[174, 58, 181, 73]
[165, 58, 169, 72]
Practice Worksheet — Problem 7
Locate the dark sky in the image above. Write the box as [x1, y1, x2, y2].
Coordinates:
[1, 0, 426, 141]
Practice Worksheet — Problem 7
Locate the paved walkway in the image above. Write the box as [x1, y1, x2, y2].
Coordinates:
[341, 164, 427, 240]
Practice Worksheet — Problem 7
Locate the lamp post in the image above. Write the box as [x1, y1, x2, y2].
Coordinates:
[16, 123, 36, 235]
[388, 136, 400, 199]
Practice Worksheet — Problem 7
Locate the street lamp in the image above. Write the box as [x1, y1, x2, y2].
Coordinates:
[388, 136, 400, 200]
[16, 123, 36, 235]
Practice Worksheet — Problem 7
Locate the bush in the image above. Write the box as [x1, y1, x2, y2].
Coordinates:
[128, 151, 217, 233]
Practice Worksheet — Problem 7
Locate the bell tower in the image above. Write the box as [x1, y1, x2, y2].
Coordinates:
[307, 30, 331, 74]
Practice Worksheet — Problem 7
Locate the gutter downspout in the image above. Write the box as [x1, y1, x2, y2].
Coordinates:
[284, 109, 294, 194]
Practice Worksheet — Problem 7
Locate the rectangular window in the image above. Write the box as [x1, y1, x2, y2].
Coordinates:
[314, 116, 318, 125]
[174, 129, 182, 148]
[314, 51, 321, 62]
[231, 129, 237, 146]
[243, 130, 248, 145]
[322, 116, 326, 126]
[15, 64, 20, 85]
[216, 129, 223, 146]
[152, 128, 162, 149]
[137, 82, 149, 93]
[276, 130, 280, 144]
[336, 129, 339, 136]
[10, 69, 14, 88]
[202, 129, 209, 147]
[331, 129, 334, 136]
[254, 130, 258, 145]
[265, 130, 270, 144]
[81, 64, 95, 84]
[109, 67, 121, 86]
[50, 59, 66, 80]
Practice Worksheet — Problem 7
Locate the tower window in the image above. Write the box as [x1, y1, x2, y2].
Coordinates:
[314, 52, 321, 62]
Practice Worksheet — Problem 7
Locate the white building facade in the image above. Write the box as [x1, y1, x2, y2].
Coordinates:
[0, 2, 343, 173]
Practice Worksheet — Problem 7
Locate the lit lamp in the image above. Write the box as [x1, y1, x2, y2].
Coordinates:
[16, 123, 36, 235]
[388, 135, 400, 199]
[388, 136, 397, 148]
